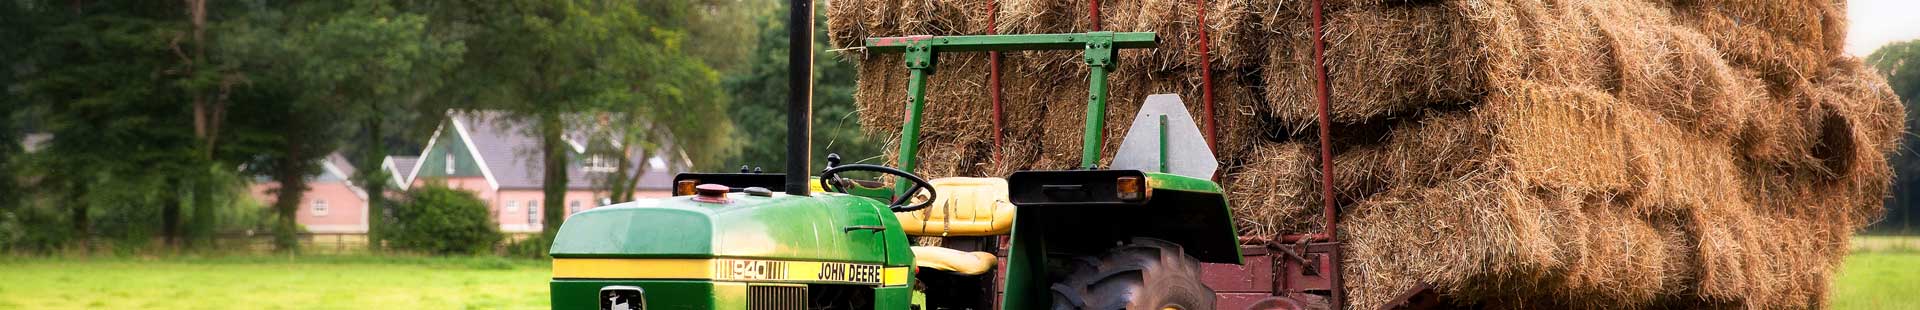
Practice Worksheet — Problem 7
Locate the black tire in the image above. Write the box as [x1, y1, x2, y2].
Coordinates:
[1049, 238, 1215, 310]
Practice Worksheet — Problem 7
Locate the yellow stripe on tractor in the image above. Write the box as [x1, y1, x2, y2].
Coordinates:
[552, 258, 909, 286]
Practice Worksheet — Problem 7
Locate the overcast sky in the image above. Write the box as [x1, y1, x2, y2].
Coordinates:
[1847, 0, 1920, 56]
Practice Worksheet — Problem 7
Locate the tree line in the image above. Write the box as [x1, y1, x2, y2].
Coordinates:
[0, 0, 881, 253]
[1869, 39, 1920, 234]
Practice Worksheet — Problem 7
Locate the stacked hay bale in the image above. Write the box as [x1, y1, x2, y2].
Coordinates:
[828, 0, 1902, 308]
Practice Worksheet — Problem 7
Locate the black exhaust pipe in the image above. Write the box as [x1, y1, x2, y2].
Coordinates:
[785, 0, 813, 196]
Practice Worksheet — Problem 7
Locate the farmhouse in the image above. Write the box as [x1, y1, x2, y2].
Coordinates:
[399, 111, 684, 233]
[250, 111, 686, 235]
[247, 154, 370, 234]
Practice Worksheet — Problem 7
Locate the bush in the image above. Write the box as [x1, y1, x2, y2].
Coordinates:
[0, 202, 74, 253]
[503, 236, 550, 259]
[389, 184, 502, 255]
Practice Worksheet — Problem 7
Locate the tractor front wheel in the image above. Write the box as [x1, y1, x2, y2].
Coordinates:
[1049, 238, 1215, 310]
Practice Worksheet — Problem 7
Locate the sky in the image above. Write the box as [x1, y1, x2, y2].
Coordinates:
[1847, 0, 1920, 56]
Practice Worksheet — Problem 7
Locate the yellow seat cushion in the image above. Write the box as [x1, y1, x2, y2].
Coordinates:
[910, 246, 998, 276]
[898, 177, 1016, 236]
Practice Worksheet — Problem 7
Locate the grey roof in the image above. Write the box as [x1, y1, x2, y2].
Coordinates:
[324, 153, 357, 180]
[387, 156, 418, 185]
[451, 111, 682, 190]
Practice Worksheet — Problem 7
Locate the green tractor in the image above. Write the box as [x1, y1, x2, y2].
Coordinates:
[548, 4, 1246, 310]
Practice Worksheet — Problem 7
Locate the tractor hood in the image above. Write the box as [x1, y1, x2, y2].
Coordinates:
[549, 193, 911, 266]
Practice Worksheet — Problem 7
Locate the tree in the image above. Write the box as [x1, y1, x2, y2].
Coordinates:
[9, 0, 443, 252]
[0, 0, 47, 216]
[421, 0, 734, 244]
[283, 2, 462, 252]
[719, 7, 883, 172]
[1868, 40, 1920, 234]
[15, 1, 211, 249]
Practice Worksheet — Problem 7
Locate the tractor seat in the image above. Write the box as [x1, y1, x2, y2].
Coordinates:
[897, 177, 1016, 236]
[910, 246, 998, 276]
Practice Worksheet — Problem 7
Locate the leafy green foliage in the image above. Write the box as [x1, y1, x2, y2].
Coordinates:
[503, 236, 551, 259]
[1868, 40, 1920, 234]
[1, 0, 754, 254]
[418, 0, 739, 239]
[390, 184, 503, 255]
[718, 7, 882, 172]
[1868, 41, 1920, 103]
[278, 3, 464, 251]
[10, 1, 218, 250]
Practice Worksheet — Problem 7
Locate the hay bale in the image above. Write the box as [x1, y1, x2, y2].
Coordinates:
[1204, 0, 1266, 70]
[1328, 84, 1736, 309]
[853, 54, 909, 136]
[1659, 0, 1840, 88]
[831, 0, 1905, 308]
[1659, 0, 1842, 56]
[1587, 5, 1762, 139]
[1222, 142, 1317, 237]
[1235, 80, 1893, 309]
[825, 0, 899, 48]
[1260, 1, 1498, 128]
[1340, 177, 1684, 310]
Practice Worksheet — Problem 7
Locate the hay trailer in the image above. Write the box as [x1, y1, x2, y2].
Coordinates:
[546, 0, 1437, 309]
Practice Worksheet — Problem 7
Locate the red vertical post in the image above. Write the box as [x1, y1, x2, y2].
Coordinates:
[1089, 0, 1102, 30]
[1311, 0, 1344, 308]
[1197, 0, 1215, 152]
[989, 0, 1004, 163]
[1312, 0, 1333, 246]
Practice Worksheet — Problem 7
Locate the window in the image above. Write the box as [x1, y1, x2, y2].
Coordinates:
[506, 200, 518, 212]
[445, 153, 456, 174]
[527, 200, 540, 225]
[569, 200, 582, 215]
[583, 156, 618, 173]
[312, 199, 329, 216]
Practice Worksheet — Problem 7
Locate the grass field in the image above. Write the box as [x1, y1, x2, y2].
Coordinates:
[1833, 235, 1920, 310]
[0, 237, 1913, 309]
[0, 256, 550, 309]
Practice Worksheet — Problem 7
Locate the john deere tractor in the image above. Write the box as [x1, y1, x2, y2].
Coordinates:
[547, 2, 1240, 309]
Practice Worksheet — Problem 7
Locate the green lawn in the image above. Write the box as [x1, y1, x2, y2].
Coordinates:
[0, 256, 551, 310]
[0, 239, 1912, 310]
[1833, 236, 1920, 310]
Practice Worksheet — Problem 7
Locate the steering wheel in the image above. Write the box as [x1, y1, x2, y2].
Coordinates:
[819, 164, 938, 213]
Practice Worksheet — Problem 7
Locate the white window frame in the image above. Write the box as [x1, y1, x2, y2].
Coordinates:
[583, 156, 618, 173]
[505, 200, 518, 212]
[527, 200, 540, 225]
[569, 200, 582, 215]
[312, 199, 330, 217]
[445, 153, 456, 174]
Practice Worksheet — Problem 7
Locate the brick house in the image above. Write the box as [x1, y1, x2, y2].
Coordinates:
[249, 111, 685, 235]
[398, 111, 682, 233]
[248, 153, 371, 234]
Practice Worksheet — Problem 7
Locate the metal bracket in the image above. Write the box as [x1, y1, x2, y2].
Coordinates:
[1081, 31, 1116, 69]
[902, 38, 937, 74]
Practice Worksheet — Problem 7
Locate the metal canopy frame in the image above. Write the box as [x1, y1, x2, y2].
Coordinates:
[864, 31, 1158, 178]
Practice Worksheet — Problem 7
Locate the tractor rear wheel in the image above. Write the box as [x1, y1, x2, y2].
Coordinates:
[1049, 238, 1215, 310]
